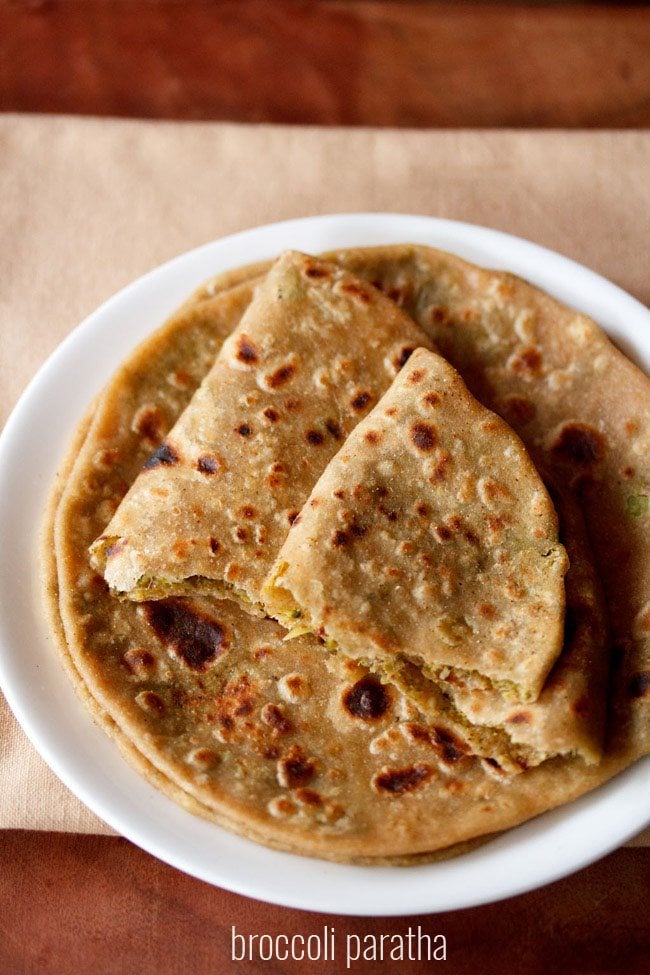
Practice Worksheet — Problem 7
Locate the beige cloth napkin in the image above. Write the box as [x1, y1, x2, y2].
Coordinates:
[0, 115, 648, 843]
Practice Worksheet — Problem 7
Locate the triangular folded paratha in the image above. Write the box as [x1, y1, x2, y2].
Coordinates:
[90, 251, 433, 613]
[264, 348, 569, 704]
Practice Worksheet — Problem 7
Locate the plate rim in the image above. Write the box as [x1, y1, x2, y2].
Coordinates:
[0, 212, 648, 916]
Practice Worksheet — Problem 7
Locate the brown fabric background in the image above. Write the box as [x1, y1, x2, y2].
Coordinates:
[0, 115, 648, 842]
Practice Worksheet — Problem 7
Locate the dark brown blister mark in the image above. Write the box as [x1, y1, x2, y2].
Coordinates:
[422, 391, 441, 408]
[235, 335, 260, 364]
[325, 419, 343, 440]
[306, 429, 325, 446]
[628, 672, 650, 698]
[407, 369, 425, 385]
[132, 406, 167, 445]
[277, 744, 317, 788]
[236, 423, 253, 438]
[373, 764, 434, 795]
[350, 391, 372, 412]
[260, 703, 294, 734]
[332, 529, 349, 547]
[143, 442, 179, 470]
[429, 450, 452, 483]
[123, 648, 157, 678]
[263, 407, 280, 424]
[143, 599, 229, 671]
[197, 454, 223, 475]
[509, 346, 543, 376]
[266, 363, 296, 388]
[135, 691, 166, 716]
[287, 510, 300, 526]
[341, 281, 371, 303]
[343, 676, 391, 721]
[238, 505, 256, 519]
[364, 430, 381, 446]
[499, 395, 536, 427]
[209, 537, 220, 554]
[410, 422, 437, 453]
[293, 787, 322, 807]
[550, 422, 606, 470]
[396, 346, 415, 368]
[429, 306, 452, 327]
[429, 727, 469, 765]
[304, 265, 329, 279]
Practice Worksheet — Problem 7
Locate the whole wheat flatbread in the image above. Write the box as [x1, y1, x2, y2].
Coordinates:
[264, 348, 568, 704]
[90, 251, 433, 612]
[45, 250, 649, 862]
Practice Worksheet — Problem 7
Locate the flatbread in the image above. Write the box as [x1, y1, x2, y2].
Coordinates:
[264, 348, 568, 706]
[331, 244, 650, 760]
[90, 251, 433, 613]
[44, 246, 649, 863]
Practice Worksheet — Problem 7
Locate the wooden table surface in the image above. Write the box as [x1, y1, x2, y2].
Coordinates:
[2, 2, 649, 973]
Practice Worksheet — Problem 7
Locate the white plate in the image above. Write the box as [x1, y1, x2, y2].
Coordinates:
[0, 214, 648, 916]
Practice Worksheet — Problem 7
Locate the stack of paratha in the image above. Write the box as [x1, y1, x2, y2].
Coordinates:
[44, 245, 650, 863]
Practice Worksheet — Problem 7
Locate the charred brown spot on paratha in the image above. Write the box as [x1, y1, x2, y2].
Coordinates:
[287, 510, 300, 526]
[430, 305, 456, 329]
[325, 419, 343, 440]
[407, 369, 425, 385]
[306, 429, 325, 446]
[209, 537, 220, 554]
[422, 391, 441, 408]
[340, 281, 371, 303]
[507, 346, 543, 376]
[131, 404, 168, 445]
[236, 423, 253, 438]
[364, 430, 381, 446]
[628, 672, 650, 698]
[550, 422, 606, 470]
[186, 747, 219, 770]
[238, 505, 256, 519]
[135, 690, 165, 716]
[196, 454, 224, 475]
[122, 648, 157, 678]
[429, 449, 452, 483]
[285, 397, 301, 412]
[262, 407, 280, 423]
[410, 421, 437, 453]
[266, 363, 296, 388]
[342, 676, 391, 721]
[143, 442, 179, 470]
[277, 744, 317, 788]
[235, 335, 260, 364]
[429, 727, 470, 765]
[304, 265, 329, 279]
[372, 764, 434, 795]
[396, 346, 416, 368]
[351, 390, 373, 412]
[260, 703, 293, 734]
[499, 394, 537, 426]
[293, 787, 322, 807]
[332, 529, 350, 547]
[143, 599, 229, 671]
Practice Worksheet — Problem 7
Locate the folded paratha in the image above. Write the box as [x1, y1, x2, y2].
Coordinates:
[90, 251, 433, 614]
[265, 348, 568, 704]
[43, 244, 649, 863]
